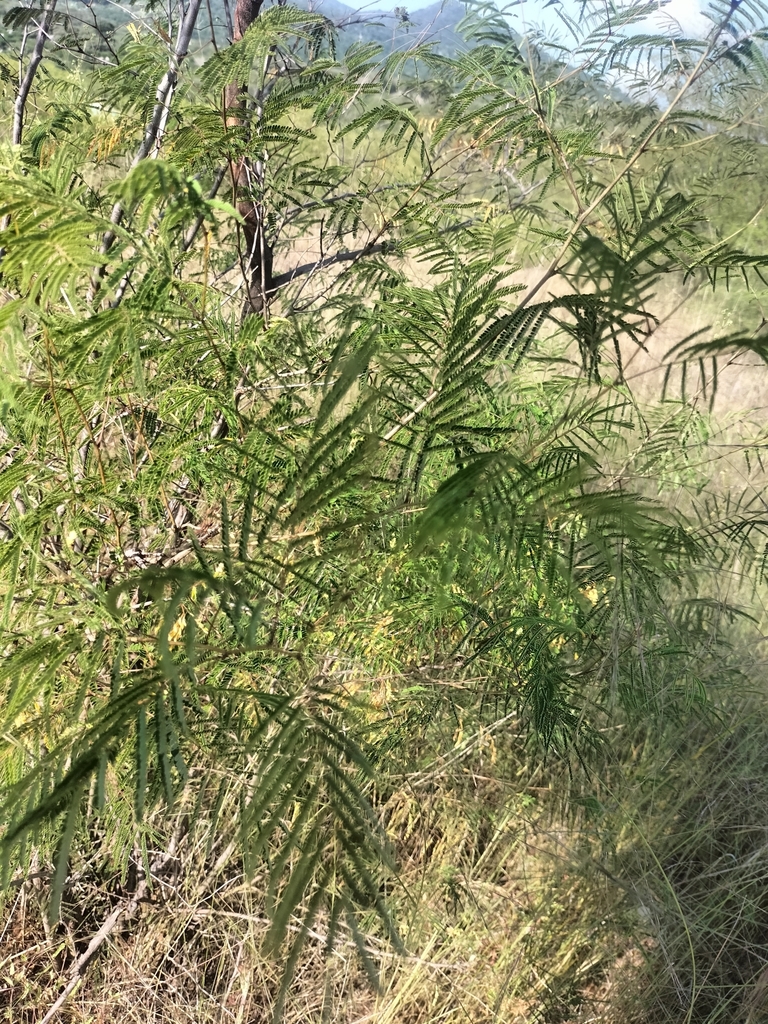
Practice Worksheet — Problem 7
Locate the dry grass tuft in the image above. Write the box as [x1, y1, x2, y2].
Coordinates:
[5, 687, 768, 1024]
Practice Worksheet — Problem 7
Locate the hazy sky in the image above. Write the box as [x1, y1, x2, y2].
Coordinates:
[405, 0, 711, 37]
[539, 0, 709, 33]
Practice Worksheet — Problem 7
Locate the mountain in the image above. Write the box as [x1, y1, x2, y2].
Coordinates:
[303, 0, 469, 55]
[0, 0, 470, 60]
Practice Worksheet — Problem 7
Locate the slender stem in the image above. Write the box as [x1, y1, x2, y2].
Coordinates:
[205, 0, 219, 52]
[0, 0, 57, 244]
[12, 0, 57, 146]
[182, 165, 229, 252]
[517, 10, 739, 312]
[222, 0, 234, 42]
[92, 0, 204, 270]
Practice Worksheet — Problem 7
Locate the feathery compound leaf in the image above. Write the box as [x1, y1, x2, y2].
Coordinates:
[2, 1, 768, 1015]
[199, 6, 325, 93]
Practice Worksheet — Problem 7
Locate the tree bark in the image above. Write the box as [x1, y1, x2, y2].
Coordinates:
[225, 0, 274, 317]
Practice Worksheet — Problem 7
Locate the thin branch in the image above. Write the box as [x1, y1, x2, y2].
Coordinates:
[38, 842, 184, 1024]
[270, 241, 388, 290]
[222, 0, 234, 42]
[12, 0, 58, 147]
[39, 903, 126, 1024]
[182, 166, 230, 252]
[0, 2, 57, 247]
[517, 7, 746, 313]
[91, 0, 205, 278]
[205, 0, 219, 52]
[383, 389, 439, 443]
[273, 217, 476, 300]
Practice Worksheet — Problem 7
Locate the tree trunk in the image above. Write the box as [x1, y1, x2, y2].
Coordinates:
[225, 0, 274, 317]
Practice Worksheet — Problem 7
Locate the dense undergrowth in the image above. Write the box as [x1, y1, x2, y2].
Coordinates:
[3, 0, 768, 1021]
[7, 684, 768, 1023]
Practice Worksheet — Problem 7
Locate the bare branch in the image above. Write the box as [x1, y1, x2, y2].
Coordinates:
[517, 7, 749, 313]
[91, 0, 205, 276]
[270, 241, 388, 290]
[182, 165, 228, 253]
[13, 0, 58, 147]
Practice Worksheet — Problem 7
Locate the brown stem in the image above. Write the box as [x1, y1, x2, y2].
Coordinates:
[222, 0, 234, 42]
[224, 0, 273, 317]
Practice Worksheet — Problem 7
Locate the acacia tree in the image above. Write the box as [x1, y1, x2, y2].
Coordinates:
[2, 0, 768, 1017]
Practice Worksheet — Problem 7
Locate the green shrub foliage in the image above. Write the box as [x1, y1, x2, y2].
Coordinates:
[2, 0, 768, 1013]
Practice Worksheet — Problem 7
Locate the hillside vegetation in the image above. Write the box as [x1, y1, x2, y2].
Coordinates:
[2, 1, 768, 1022]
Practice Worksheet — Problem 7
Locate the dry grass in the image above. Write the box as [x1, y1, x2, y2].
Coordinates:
[5, 687, 768, 1024]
